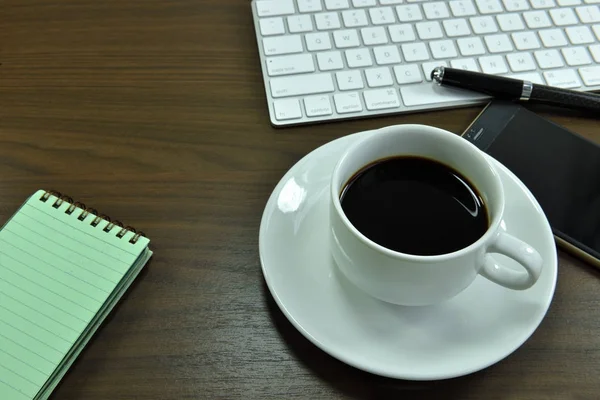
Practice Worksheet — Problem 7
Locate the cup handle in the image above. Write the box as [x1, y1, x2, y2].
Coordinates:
[479, 231, 543, 290]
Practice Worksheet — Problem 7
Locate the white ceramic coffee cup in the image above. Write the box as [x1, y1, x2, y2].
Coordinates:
[329, 124, 543, 306]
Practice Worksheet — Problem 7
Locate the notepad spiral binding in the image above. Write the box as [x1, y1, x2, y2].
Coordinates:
[39, 190, 146, 244]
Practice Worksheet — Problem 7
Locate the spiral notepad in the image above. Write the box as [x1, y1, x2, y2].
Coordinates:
[0, 190, 152, 400]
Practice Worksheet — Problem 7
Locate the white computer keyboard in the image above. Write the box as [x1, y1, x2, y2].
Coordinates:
[251, 0, 600, 126]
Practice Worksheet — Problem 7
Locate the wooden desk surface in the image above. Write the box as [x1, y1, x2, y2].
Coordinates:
[1, 1, 599, 399]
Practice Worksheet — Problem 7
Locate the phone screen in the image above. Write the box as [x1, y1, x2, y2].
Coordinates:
[466, 103, 600, 260]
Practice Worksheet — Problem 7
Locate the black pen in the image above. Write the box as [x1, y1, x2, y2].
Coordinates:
[431, 66, 600, 114]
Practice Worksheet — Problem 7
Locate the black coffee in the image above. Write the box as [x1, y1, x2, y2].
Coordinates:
[340, 156, 488, 256]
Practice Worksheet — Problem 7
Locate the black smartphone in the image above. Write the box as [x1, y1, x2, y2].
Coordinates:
[462, 101, 600, 268]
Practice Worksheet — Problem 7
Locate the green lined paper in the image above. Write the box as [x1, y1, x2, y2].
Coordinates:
[0, 190, 151, 399]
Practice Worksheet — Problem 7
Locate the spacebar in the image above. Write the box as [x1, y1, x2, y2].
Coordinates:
[400, 84, 489, 107]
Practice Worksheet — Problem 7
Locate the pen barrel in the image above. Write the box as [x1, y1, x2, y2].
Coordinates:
[530, 85, 600, 113]
[440, 68, 523, 100]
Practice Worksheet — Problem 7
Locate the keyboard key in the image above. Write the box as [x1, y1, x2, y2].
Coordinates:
[430, 40, 459, 58]
[288, 15, 314, 33]
[543, 69, 582, 87]
[549, 8, 578, 26]
[423, 2, 451, 19]
[352, 0, 376, 6]
[325, 0, 350, 10]
[534, 49, 565, 68]
[256, 0, 295, 17]
[336, 70, 364, 89]
[380, 0, 404, 4]
[502, 0, 530, 11]
[317, 51, 344, 70]
[260, 17, 285, 36]
[531, 0, 556, 8]
[370, 7, 396, 24]
[361, 27, 389, 45]
[470, 16, 498, 34]
[594, 24, 600, 40]
[416, 21, 444, 39]
[566, 26, 595, 44]
[389, 24, 417, 42]
[263, 35, 303, 55]
[373, 45, 402, 64]
[334, 92, 363, 113]
[557, 0, 581, 4]
[364, 88, 401, 110]
[304, 95, 333, 116]
[267, 54, 315, 76]
[396, 4, 424, 21]
[306, 32, 332, 50]
[402, 42, 430, 61]
[270, 73, 334, 97]
[394, 64, 423, 83]
[562, 46, 593, 65]
[443, 18, 472, 37]
[523, 11, 552, 28]
[507, 52, 537, 71]
[590, 44, 600, 62]
[345, 48, 373, 67]
[576, 5, 600, 22]
[450, 0, 478, 17]
[298, 0, 323, 13]
[476, 0, 504, 14]
[315, 12, 342, 30]
[538, 29, 568, 47]
[273, 99, 302, 120]
[484, 34, 514, 53]
[496, 14, 525, 31]
[333, 29, 360, 47]
[512, 31, 541, 50]
[423, 61, 449, 80]
[479, 55, 509, 73]
[342, 9, 369, 27]
[400, 84, 488, 106]
[365, 67, 394, 87]
[509, 72, 545, 84]
[450, 58, 480, 71]
[458, 37, 486, 55]
[579, 66, 600, 85]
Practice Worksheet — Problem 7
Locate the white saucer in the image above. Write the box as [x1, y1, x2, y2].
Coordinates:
[259, 129, 558, 381]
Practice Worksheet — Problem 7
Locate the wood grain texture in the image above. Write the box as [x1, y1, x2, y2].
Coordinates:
[1, 1, 599, 399]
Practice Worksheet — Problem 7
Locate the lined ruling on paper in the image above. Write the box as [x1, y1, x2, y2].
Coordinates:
[0, 190, 151, 400]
